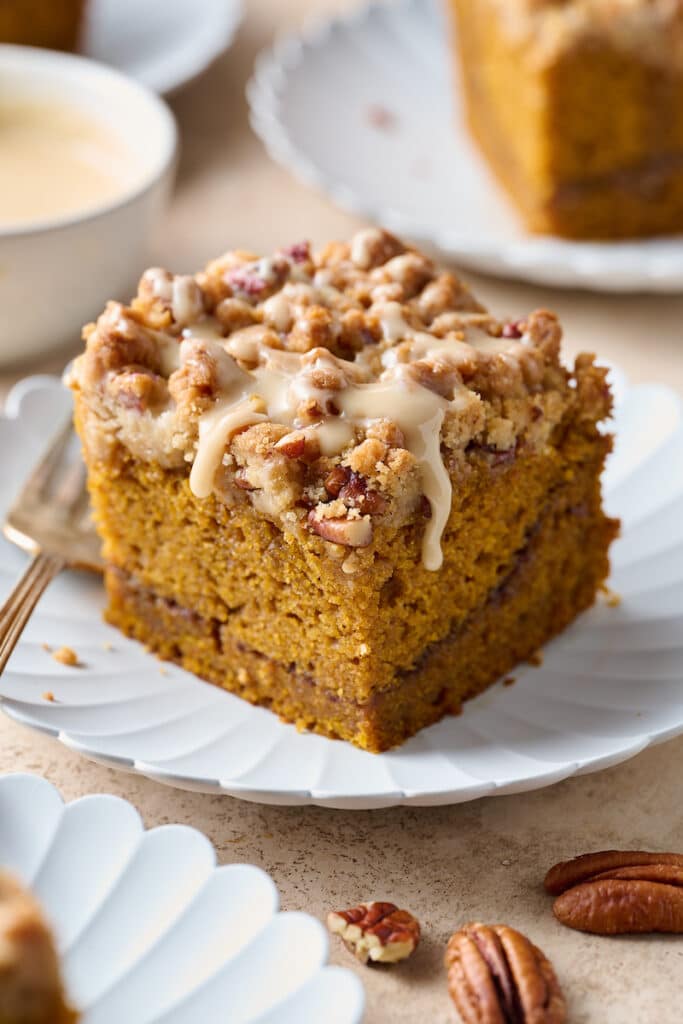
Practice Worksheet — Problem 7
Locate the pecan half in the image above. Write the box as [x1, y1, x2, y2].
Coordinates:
[321, 466, 386, 515]
[338, 472, 386, 516]
[274, 430, 320, 463]
[327, 901, 420, 964]
[545, 850, 683, 935]
[445, 922, 566, 1024]
[544, 850, 683, 895]
[307, 510, 372, 548]
[324, 465, 349, 497]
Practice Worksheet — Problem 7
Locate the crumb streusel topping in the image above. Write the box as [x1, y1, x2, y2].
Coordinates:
[69, 229, 606, 570]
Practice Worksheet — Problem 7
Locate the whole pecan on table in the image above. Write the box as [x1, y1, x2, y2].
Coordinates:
[445, 922, 567, 1024]
[544, 850, 683, 935]
[327, 901, 420, 964]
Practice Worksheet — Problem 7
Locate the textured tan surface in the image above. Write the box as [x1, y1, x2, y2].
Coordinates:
[1, 1, 683, 1021]
[1, 721, 682, 1023]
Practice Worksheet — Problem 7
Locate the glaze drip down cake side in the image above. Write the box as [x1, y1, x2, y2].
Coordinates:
[68, 229, 618, 752]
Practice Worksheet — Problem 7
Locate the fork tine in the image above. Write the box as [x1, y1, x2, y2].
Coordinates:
[4, 413, 103, 570]
[17, 417, 74, 504]
[51, 460, 87, 515]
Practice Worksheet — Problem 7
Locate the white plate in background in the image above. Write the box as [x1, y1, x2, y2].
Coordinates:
[0, 772, 364, 1024]
[248, 0, 683, 292]
[1, 374, 683, 808]
[83, 0, 242, 95]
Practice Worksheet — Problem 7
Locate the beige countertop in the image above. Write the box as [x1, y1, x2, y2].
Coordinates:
[1, 2, 682, 1021]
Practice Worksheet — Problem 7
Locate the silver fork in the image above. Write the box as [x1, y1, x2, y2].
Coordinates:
[0, 420, 102, 674]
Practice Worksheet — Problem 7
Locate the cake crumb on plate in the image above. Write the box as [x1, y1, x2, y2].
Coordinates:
[52, 646, 80, 667]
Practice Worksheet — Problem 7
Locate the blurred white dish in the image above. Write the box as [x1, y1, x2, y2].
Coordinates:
[0, 45, 176, 367]
[82, 0, 243, 96]
[248, 0, 683, 292]
[0, 772, 364, 1024]
[2, 374, 683, 808]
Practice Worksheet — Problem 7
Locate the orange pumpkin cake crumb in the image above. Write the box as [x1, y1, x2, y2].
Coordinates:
[51, 646, 79, 667]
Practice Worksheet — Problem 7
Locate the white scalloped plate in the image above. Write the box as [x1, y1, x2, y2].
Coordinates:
[0, 772, 364, 1023]
[248, 0, 683, 292]
[2, 374, 683, 808]
[83, 0, 242, 96]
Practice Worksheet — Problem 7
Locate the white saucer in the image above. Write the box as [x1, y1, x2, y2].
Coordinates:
[248, 0, 683, 292]
[83, 0, 242, 95]
[2, 374, 683, 808]
[0, 772, 364, 1023]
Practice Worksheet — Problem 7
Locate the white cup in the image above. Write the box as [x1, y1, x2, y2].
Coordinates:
[0, 44, 178, 366]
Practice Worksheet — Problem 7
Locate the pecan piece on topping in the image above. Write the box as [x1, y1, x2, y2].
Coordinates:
[227, 267, 268, 298]
[525, 310, 561, 359]
[502, 321, 524, 339]
[328, 902, 420, 964]
[545, 850, 683, 935]
[307, 510, 372, 548]
[408, 357, 460, 399]
[445, 922, 567, 1024]
[322, 466, 386, 514]
[108, 366, 167, 413]
[379, 252, 434, 298]
[296, 397, 325, 425]
[280, 240, 311, 264]
[339, 471, 387, 515]
[274, 430, 320, 463]
[324, 465, 350, 497]
[234, 469, 256, 491]
[417, 272, 484, 321]
[350, 228, 405, 271]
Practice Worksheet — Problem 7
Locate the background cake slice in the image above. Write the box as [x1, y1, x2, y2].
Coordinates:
[0, 0, 86, 50]
[450, 0, 683, 239]
[69, 229, 618, 752]
[0, 870, 76, 1024]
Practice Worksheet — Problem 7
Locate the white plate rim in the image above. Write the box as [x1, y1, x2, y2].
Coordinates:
[84, 0, 244, 96]
[0, 770, 365, 1023]
[2, 374, 683, 809]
